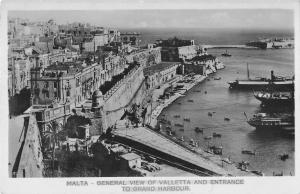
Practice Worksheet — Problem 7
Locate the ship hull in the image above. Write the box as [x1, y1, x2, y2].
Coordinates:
[247, 122, 294, 130]
[254, 96, 294, 106]
[228, 81, 294, 91]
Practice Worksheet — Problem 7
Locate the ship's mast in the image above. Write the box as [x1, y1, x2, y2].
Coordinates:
[247, 63, 250, 80]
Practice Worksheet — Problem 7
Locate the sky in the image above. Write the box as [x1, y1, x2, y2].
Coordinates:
[8, 10, 294, 30]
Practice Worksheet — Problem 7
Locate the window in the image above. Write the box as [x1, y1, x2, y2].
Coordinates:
[54, 82, 57, 89]
[44, 81, 49, 88]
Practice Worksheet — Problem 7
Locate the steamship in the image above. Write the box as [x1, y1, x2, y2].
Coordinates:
[228, 64, 294, 90]
[254, 91, 294, 106]
[246, 113, 294, 130]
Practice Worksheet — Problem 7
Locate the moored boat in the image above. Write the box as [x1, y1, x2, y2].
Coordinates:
[245, 112, 294, 130]
[251, 170, 264, 176]
[174, 123, 184, 127]
[241, 149, 256, 155]
[194, 127, 203, 133]
[209, 145, 223, 155]
[212, 132, 222, 138]
[254, 91, 294, 106]
[221, 50, 232, 57]
[279, 153, 289, 161]
[204, 136, 213, 140]
[183, 118, 190, 122]
[228, 67, 294, 91]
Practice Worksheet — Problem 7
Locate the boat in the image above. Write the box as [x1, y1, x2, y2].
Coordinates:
[173, 115, 181, 118]
[254, 91, 294, 106]
[183, 118, 190, 122]
[209, 145, 223, 155]
[167, 130, 173, 136]
[224, 117, 230, 121]
[222, 157, 233, 164]
[241, 149, 256, 155]
[245, 112, 294, 130]
[228, 65, 294, 91]
[174, 123, 184, 127]
[273, 171, 283, 176]
[204, 136, 212, 140]
[188, 99, 194, 102]
[279, 153, 289, 161]
[194, 127, 203, 133]
[180, 136, 184, 142]
[237, 161, 250, 171]
[189, 139, 196, 147]
[221, 50, 232, 57]
[212, 132, 222, 138]
[214, 77, 221, 80]
[251, 170, 264, 176]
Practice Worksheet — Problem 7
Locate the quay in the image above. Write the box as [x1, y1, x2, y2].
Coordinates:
[203, 45, 256, 49]
[111, 71, 255, 177]
[148, 74, 207, 128]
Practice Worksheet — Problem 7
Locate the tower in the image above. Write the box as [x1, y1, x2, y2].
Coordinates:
[91, 90, 107, 132]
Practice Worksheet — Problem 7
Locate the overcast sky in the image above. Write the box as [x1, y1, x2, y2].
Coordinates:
[8, 10, 294, 30]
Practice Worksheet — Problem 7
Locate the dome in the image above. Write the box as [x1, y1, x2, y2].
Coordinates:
[92, 90, 103, 98]
[91, 89, 104, 111]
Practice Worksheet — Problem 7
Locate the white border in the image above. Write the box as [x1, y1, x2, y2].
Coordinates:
[0, 0, 299, 194]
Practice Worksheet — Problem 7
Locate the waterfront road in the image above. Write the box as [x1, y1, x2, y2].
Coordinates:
[112, 126, 253, 176]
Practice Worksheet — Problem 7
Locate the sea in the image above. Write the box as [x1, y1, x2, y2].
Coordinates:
[132, 28, 294, 176]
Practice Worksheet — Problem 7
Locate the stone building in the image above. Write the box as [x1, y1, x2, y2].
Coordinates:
[120, 32, 141, 46]
[83, 34, 109, 52]
[144, 62, 180, 89]
[157, 37, 201, 62]
[30, 61, 103, 107]
[10, 57, 32, 95]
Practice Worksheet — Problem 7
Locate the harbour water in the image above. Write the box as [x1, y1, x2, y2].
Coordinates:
[158, 48, 294, 176]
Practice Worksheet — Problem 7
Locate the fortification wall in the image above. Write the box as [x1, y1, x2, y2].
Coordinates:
[103, 66, 147, 128]
[15, 115, 44, 177]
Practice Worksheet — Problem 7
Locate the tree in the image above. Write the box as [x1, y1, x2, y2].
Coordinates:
[44, 121, 66, 176]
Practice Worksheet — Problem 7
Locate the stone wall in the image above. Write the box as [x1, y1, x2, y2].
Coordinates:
[103, 66, 147, 129]
[14, 115, 44, 177]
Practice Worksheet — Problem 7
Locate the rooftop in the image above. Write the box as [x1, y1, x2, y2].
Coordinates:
[187, 54, 216, 62]
[144, 62, 180, 76]
[156, 37, 193, 48]
[120, 153, 141, 161]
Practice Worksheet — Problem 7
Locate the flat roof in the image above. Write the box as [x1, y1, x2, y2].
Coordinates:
[120, 153, 141, 161]
[144, 62, 180, 76]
